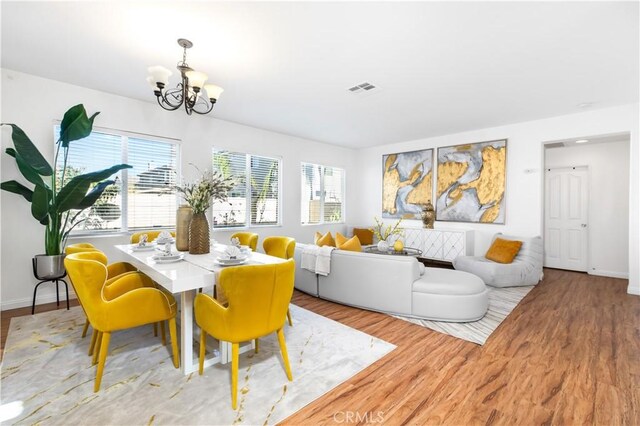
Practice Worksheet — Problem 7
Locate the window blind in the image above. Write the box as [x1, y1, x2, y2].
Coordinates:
[54, 126, 179, 234]
[212, 149, 281, 228]
[55, 128, 123, 232]
[127, 137, 178, 230]
[301, 162, 345, 225]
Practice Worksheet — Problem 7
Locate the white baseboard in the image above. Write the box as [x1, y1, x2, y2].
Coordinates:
[588, 269, 629, 279]
[627, 284, 640, 296]
[1, 290, 78, 311]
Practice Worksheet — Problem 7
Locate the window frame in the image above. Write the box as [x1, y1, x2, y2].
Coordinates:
[300, 161, 346, 226]
[54, 122, 182, 237]
[211, 148, 283, 229]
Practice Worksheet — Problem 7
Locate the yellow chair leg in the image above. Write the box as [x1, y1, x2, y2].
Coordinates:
[160, 321, 166, 346]
[199, 329, 206, 375]
[231, 342, 239, 410]
[94, 332, 111, 392]
[169, 318, 179, 369]
[88, 329, 98, 356]
[287, 309, 293, 327]
[255, 338, 259, 354]
[153, 322, 158, 337]
[277, 328, 293, 381]
[92, 331, 102, 365]
[82, 319, 90, 338]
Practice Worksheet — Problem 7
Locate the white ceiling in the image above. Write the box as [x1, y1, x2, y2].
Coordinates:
[1, 1, 638, 148]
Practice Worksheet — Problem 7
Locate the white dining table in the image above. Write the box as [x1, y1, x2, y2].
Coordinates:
[115, 242, 286, 375]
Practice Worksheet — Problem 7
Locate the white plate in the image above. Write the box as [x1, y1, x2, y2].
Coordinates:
[131, 244, 156, 251]
[155, 238, 175, 244]
[214, 258, 249, 267]
[152, 254, 184, 264]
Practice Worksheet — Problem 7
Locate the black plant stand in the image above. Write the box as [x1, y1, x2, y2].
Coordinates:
[31, 258, 69, 315]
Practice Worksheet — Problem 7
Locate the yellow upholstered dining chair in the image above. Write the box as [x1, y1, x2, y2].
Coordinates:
[195, 260, 295, 409]
[130, 230, 176, 244]
[65, 252, 179, 392]
[65, 243, 138, 338]
[263, 236, 296, 326]
[230, 232, 259, 251]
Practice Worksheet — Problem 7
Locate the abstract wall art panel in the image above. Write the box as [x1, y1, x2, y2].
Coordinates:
[436, 139, 507, 224]
[382, 148, 433, 219]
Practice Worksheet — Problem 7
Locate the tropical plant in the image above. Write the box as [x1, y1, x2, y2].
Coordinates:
[0, 104, 132, 255]
[371, 216, 404, 241]
[176, 166, 234, 214]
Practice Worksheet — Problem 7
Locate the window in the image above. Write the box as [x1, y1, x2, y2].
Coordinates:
[212, 149, 281, 228]
[55, 126, 179, 234]
[301, 162, 345, 224]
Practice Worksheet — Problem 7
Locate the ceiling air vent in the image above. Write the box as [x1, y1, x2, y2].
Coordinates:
[347, 81, 378, 95]
[545, 142, 566, 149]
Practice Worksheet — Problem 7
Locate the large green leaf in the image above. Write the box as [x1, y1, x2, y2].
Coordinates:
[76, 180, 115, 209]
[31, 185, 51, 222]
[14, 152, 47, 188]
[1, 180, 33, 202]
[1, 124, 53, 176]
[59, 104, 100, 147]
[56, 164, 131, 212]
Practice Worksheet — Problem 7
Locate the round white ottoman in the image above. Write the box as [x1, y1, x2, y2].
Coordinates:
[411, 268, 488, 322]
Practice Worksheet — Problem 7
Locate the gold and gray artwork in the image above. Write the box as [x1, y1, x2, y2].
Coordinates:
[382, 148, 433, 219]
[436, 140, 507, 223]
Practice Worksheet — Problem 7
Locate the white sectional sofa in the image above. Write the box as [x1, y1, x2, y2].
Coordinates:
[293, 246, 489, 322]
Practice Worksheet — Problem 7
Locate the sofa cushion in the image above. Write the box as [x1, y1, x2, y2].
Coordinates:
[315, 231, 335, 247]
[353, 228, 374, 245]
[335, 233, 362, 252]
[485, 238, 522, 263]
[412, 269, 486, 296]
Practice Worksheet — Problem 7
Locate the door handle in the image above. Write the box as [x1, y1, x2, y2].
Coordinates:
[581, 224, 587, 228]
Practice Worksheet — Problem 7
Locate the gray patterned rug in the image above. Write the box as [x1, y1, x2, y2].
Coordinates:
[393, 286, 534, 345]
[1, 305, 395, 425]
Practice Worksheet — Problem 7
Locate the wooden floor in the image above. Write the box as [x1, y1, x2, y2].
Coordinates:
[1, 269, 638, 425]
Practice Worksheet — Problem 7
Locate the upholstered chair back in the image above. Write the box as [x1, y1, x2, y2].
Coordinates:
[230, 232, 259, 251]
[196, 260, 294, 343]
[130, 231, 175, 243]
[263, 236, 296, 260]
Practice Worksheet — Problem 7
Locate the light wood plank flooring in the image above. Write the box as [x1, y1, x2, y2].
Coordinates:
[1, 268, 638, 425]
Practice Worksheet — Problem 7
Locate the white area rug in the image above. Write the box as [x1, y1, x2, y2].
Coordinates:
[1, 305, 395, 425]
[394, 285, 534, 345]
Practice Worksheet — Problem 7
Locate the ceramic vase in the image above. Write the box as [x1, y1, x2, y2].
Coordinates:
[377, 240, 389, 252]
[176, 205, 193, 252]
[421, 202, 435, 229]
[189, 212, 210, 254]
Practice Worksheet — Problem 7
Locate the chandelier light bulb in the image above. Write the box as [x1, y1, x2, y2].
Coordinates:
[185, 70, 208, 91]
[204, 84, 224, 101]
[147, 66, 172, 87]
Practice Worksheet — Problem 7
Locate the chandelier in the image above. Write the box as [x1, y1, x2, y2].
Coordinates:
[147, 39, 224, 115]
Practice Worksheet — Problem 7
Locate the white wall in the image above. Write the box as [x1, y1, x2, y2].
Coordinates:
[0, 69, 357, 309]
[545, 140, 630, 278]
[352, 104, 640, 295]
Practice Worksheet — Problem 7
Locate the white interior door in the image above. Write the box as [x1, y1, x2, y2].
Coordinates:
[544, 167, 589, 271]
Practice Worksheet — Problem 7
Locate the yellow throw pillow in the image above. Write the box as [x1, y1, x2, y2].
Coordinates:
[485, 238, 523, 264]
[315, 231, 336, 247]
[335, 232, 348, 246]
[337, 235, 362, 252]
[353, 228, 374, 245]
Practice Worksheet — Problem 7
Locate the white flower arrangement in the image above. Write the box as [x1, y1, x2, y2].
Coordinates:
[176, 169, 234, 214]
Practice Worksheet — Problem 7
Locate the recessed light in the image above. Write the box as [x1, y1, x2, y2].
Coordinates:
[575, 139, 589, 144]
